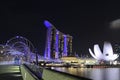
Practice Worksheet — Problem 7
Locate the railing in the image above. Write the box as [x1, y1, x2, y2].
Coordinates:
[20, 64, 43, 80]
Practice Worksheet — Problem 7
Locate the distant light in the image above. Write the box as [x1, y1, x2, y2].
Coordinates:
[20, 36, 23, 38]
[16, 36, 19, 38]
[1, 50, 3, 53]
[110, 19, 120, 29]
[44, 20, 53, 28]
[7, 40, 9, 43]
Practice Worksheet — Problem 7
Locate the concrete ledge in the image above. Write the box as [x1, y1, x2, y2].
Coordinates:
[20, 64, 43, 80]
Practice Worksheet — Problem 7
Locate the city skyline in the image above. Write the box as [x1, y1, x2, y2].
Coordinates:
[0, 1, 120, 56]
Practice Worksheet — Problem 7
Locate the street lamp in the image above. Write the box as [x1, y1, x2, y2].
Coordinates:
[35, 48, 38, 65]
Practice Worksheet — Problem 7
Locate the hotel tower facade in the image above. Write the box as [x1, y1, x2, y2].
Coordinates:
[44, 20, 73, 59]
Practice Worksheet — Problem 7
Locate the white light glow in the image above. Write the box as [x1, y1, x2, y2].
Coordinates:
[89, 41, 119, 61]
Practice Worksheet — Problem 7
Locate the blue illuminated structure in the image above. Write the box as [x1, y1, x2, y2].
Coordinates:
[63, 35, 67, 56]
[44, 20, 73, 59]
[44, 27, 52, 59]
[6, 36, 36, 62]
[44, 20, 53, 28]
[55, 30, 59, 58]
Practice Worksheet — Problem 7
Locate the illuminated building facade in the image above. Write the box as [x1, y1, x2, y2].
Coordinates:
[44, 20, 72, 59]
[89, 41, 119, 61]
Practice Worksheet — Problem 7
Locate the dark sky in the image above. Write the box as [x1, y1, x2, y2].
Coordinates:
[0, 1, 120, 56]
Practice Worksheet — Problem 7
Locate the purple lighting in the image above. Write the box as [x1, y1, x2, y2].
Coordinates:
[44, 28, 52, 59]
[63, 35, 67, 56]
[16, 36, 19, 38]
[44, 20, 53, 28]
[44, 20, 73, 59]
[55, 30, 59, 58]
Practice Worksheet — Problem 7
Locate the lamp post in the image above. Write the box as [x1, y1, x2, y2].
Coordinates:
[35, 48, 38, 65]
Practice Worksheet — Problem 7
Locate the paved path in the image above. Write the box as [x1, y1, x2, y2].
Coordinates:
[0, 65, 23, 80]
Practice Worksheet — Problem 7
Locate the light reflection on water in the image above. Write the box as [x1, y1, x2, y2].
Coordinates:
[52, 67, 120, 80]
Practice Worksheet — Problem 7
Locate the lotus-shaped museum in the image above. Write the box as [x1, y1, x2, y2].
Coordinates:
[89, 42, 119, 61]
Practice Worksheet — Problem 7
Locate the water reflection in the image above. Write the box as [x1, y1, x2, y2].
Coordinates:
[52, 67, 120, 80]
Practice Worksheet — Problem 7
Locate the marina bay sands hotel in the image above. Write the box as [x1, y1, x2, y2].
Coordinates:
[44, 20, 73, 59]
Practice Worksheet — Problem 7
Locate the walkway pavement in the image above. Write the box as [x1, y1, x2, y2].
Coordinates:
[0, 65, 23, 80]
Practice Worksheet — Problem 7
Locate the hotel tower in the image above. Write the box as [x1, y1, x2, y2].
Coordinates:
[44, 20, 73, 59]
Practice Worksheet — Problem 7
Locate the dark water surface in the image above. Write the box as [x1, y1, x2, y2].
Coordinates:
[52, 67, 120, 80]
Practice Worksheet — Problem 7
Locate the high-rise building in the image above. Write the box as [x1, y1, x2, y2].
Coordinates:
[44, 20, 73, 59]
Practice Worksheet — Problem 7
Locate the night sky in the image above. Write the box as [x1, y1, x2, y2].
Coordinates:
[0, 1, 120, 56]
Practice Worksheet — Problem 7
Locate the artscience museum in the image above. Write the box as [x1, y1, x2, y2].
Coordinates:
[89, 41, 119, 62]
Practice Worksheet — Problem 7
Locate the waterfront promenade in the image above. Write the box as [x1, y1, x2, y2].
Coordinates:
[0, 65, 23, 80]
[0, 63, 92, 80]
